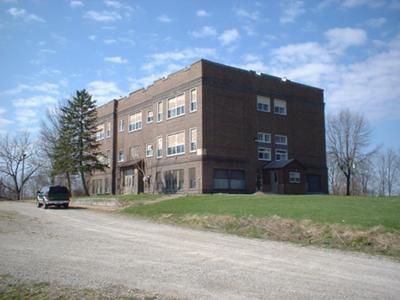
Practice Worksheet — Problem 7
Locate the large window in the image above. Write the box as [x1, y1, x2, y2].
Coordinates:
[275, 134, 288, 145]
[164, 169, 184, 192]
[167, 94, 185, 119]
[189, 128, 197, 152]
[119, 119, 125, 132]
[190, 89, 197, 112]
[118, 150, 124, 162]
[96, 124, 105, 141]
[167, 131, 185, 156]
[257, 96, 270, 112]
[189, 167, 196, 189]
[213, 169, 245, 190]
[157, 101, 163, 122]
[257, 132, 271, 143]
[147, 111, 154, 123]
[275, 149, 288, 161]
[274, 99, 287, 115]
[289, 171, 301, 184]
[128, 112, 142, 132]
[146, 144, 153, 157]
[258, 147, 271, 161]
[157, 136, 163, 158]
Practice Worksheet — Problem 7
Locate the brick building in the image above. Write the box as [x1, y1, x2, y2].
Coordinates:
[90, 59, 328, 195]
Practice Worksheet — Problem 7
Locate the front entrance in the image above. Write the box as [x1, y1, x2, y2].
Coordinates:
[271, 171, 278, 193]
[122, 168, 134, 195]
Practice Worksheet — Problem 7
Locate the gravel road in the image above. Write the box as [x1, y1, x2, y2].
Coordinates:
[1, 201, 400, 299]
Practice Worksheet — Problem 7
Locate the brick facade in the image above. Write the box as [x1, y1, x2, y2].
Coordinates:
[89, 59, 328, 195]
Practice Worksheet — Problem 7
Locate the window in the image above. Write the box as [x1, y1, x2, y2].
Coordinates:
[157, 136, 163, 158]
[157, 101, 163, 122]
[257, 132, 271, 143]
[289, 171, 301, 184]
[128, 112, 142, 132]
[274, 99, 287, 115]
[146, 144, 153, 157]
[96, 124, 105, 141]
[190, 89, 197, 112]
[167, 94, 185, 119]
[189, 167, 196, 189]
[147, 111, 154, 123]
[213, 169, 245, 190]
[257, 96, 270, 112]
[118, 150, 124, 162]
[167, 131, 185, 156]
[106, 150, 111, 167]
[258, 147, 271, 161]
[189, 128, 197, 152]
[129, 146, 139, 160]
[275, 149, 288, 161]
[104, 177, 110, 194]
[164, 169, 184, 192]
[275, 134, 288, 145]
[106, 122, 111, 138]
[119, 119, 125, 132]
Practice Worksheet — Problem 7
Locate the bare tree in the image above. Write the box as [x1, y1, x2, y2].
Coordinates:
[327, 109, 377, 196]
[0, 132, 41, 200]
[376, 148, 400, 196]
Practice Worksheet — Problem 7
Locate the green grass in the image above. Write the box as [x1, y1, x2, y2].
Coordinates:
[123, 194, 400, 231]
[73, 193, 161, 202]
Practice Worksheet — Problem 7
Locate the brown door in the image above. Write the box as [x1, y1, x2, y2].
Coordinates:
[271, 171, 278, 193]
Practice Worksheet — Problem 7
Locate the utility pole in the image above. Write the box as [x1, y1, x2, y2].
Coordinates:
[20, 153, 26, 200]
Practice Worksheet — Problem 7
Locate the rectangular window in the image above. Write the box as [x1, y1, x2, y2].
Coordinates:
[258, 147, 271, 161]
[118, 150, 124, 162]
[129, 146, 139, 160]
[190, 89, 197, 112]
[128, 112, 142, 132]
[157, 136, 163, 158]
[96, 124, 105, 141]
[213, 169, 245, 190]
[106, 122, 111, 138]
[164, 169, 184, 192]
[157, 101, 163, 122]
[167, 131, 185, 156]
[167, 94, 185, 119]
[147, 111, 154, 123]
[146, 144, 153, 157]
[257, 132, 271, 143]
[289, 171, 301, 184]
[274, 99, 287, 115]
[257, 96, 270, 112]
[119, 119, 125, 132]
[275, 134, 288, 145]
[275, 149, 288, 161]
[189, 167, 196, 189]
[189, 128, 197, 152]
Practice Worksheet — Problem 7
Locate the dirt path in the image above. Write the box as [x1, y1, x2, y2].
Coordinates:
[1, 201, 400, 299]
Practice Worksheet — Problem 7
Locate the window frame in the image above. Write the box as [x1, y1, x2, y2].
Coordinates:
[106, 121, 111, 138]
[146, 144, 153, 158]
[96, 124, 105, 141]
[118, 119, 125, 132]
[128, 111, 142, 132]
[289, 171, 301, 184]
[166, 130, 185, 157]
[275, 149, 288, 161]
[274, 99, 287, 116]
[167, 94, 185, 120]
[189, 127, 197, 153]
[256, 132, 271, 143]
[118, 150, 124, 162]
[156, 136, 163, 159]
[157, 101, 163, 122]
[190, 89, 197, 113]
[147, 110, 154, 124]
[257, 147, 271, 161]
[275, 134, 288, 145]
[256, 96, 271, 113]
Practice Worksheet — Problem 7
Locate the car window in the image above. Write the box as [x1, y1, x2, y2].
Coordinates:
[49, 186, 69, 195]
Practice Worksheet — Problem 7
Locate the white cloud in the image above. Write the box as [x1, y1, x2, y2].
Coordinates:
[365, 17, 387, 28]
[190, 26, 217, 38]
[196, 9, 210, 17]
[103, 39, 117, 44]
[1, 82, 61, 96]
[15, 109, 38, 124]
[104, 0, 122, 9]
[13, 95, 57, 107]
[89, 35, 96, 41]
[280, 0, 305, 24]
[7, 7, 45, 23]
[70, 1, 83, 8]
[84, 10, 122, 22]
[87, 81, 124, 104]
[157, 14, 172, 23]
[0, 0, 18, 3]
[342, 0, 386, 7]
[218, 29, 240, 45]
[0, 107, 13, 127]
[235, 8, 260, 21]
[325, 27, 367, 53]
[104, 56, 128, 64]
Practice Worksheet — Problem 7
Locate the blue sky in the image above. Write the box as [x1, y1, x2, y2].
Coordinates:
[0, 0, 399, 149]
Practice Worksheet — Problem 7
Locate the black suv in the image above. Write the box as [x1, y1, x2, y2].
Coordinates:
[36, 186, 70, 209]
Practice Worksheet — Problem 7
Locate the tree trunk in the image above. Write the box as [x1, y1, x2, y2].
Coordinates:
[80, 171, 89, 196]
[66, 171, 72, 195]
[346, 174, 351, 196]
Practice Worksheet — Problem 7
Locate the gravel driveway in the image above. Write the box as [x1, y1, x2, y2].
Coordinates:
[1, 201, 400, 299]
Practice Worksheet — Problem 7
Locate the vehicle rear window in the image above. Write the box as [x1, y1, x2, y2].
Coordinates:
[49, 186, 69, 195]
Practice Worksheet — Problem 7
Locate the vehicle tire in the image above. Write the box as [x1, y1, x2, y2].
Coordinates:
[43, 203, 48, 209]
[64, 204, 69, 209]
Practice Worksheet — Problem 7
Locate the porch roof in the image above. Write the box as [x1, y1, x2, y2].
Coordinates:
[263, 159, 304, 170]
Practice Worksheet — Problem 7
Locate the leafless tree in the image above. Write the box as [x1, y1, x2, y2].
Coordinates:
[376, 148, 400, 196]
[327, 109, 377, 196]
[0, 132, 41, 200]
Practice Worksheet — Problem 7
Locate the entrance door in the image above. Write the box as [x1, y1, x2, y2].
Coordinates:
[307, 175, 322, 193]
[271, 171, 278, 193]
[122, 169, 134, 194]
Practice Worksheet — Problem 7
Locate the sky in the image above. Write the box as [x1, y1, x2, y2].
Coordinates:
[0, 0, 399, 149]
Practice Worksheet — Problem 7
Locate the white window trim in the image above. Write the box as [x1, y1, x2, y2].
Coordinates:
[167, 94, 185, 120]
[146, 144, 153, 158]
[258, 147, 271, 161]
[190, 89, 197, 113]
[257, 96, 271, 113]
[118, 119, 125, 132]
[106, 122, 111, 138]
[166, 130, 185, 157]
[275, 149, 288, 161]
[128, 111, 142, 132]
[96, 124, 105, 141]
[189, 127, 197, 153]
[147, 111, 154, 124]
[156, 136, 163, 159]
[275, 134, 288, 145]
[289, 171, 301, 184]
[274, 99, 287, 116]
[157, 101, 163, 123]
[118, 150, 124, 162]
[256, 132, 271, 143]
